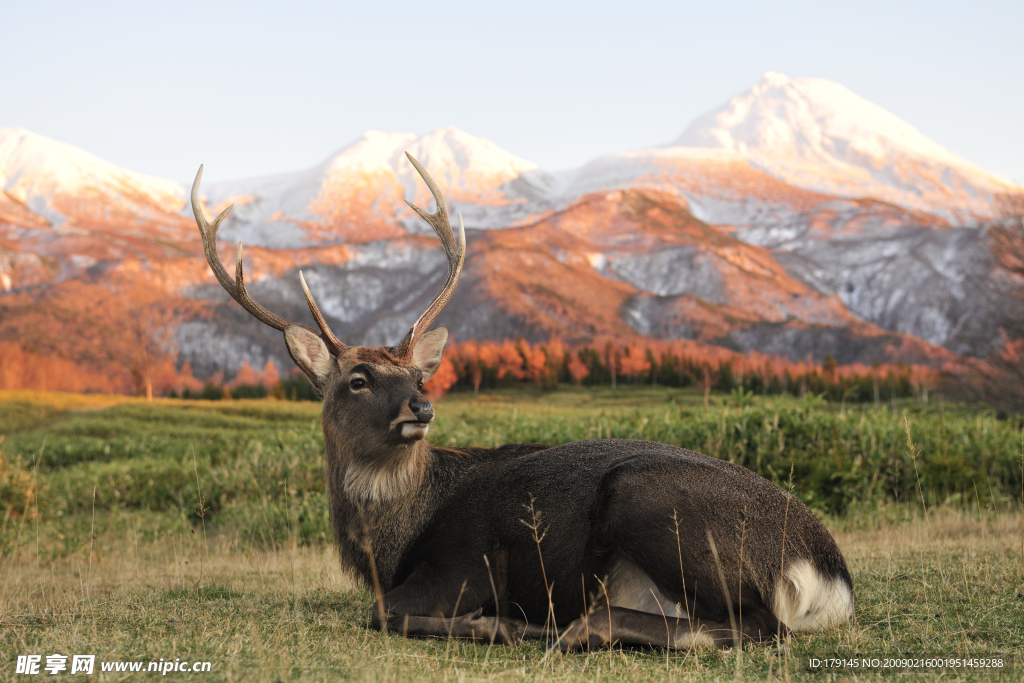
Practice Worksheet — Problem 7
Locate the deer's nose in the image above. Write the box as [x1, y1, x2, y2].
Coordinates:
[409, 400, 434, 423]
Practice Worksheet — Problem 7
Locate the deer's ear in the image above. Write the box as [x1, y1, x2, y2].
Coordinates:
[412, 327, 448, 381]
[284, 326, 334, 390]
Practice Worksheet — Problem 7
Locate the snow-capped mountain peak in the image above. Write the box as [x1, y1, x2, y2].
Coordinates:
[319, 130, 418, 175]
[399, 126, 539, 194]
[674, 72, 1019, 222]
[306, 126, 539, 193]
[316, 126, 540, 198]
[199, 126, 549, 247]
[0, 127, 185, 224]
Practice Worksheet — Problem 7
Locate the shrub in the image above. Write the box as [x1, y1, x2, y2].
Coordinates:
[274, 376, 320, 401]
[231, 384, 268, 399]
[0, 443, 43, 553]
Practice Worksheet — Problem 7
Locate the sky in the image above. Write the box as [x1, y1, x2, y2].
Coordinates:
[2, 0, 1022, 184]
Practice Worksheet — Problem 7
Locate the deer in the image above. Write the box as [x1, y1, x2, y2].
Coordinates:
[190, 155, 853, 651]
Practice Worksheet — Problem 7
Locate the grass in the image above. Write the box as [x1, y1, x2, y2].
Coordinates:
[1, 387, 1023, 681]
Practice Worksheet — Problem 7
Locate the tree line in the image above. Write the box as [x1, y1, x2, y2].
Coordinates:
[0, 333, 939, 404]
[434, 337, 936, 404]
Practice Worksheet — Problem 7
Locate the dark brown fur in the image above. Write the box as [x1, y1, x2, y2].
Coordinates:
[304, 345, 853, 649]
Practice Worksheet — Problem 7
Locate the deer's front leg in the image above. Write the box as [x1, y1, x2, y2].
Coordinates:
[550, 607, 729, 651]
[551, 606, 791, 652]
[368, 562, 514, 645]
[373, 607, 515, 645]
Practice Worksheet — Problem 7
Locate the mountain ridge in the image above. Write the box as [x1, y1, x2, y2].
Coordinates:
[1, 75, 1021, 387]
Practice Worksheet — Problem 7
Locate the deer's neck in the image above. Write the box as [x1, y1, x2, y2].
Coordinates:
[325, 438, 440, 590]
[340, 440, 429, 505]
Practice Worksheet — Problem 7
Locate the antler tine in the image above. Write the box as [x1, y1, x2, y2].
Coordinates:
[192, 165, 240, 300]
[192, 165, 336, 346]
[403, 152, 459, 257]
[299, 271, 346, 355]
[232, 243, 303, 332]
[394, 154, 467, 359]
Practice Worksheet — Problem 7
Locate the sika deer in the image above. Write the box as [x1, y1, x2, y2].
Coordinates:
[191, 155, 853, 650]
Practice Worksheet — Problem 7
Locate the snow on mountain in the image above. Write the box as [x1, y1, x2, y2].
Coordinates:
[399, 127, 544, 201]
[674, 72, 1020, 223]
[0, 128, 196, 291]
[0, 127, 186, 226]
[563, 146, 828, 226]
[202, 127, 558, 248]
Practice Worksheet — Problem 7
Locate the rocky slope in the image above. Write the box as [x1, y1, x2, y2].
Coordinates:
[181, 188, 957, 377]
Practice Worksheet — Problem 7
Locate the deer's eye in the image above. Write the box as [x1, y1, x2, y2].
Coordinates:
[350, 377, 368, 391]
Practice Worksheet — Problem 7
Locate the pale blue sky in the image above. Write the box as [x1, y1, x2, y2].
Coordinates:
[2, 0, 1021, 184]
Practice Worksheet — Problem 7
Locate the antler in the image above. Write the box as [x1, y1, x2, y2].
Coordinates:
[393, 153, 466, 359]
[191, 165, 346, 355]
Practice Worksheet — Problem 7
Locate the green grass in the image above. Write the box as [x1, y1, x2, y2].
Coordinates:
[436, 388, 1024, 513]
[1, 387, 1023, 681]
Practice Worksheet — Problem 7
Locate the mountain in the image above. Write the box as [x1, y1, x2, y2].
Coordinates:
[0, 127, 196, 292]
[540, 73, 1022, 354]
[201, 127, 560, 249]
[182, 188, 952, 379]
[2, 72, 1020, 388]
[674, 72, 1018, 224]
[0, 127, 185, 226]
[544, 145, 1007, 354]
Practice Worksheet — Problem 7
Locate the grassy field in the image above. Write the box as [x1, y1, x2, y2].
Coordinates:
[1, 387, 1023, 681]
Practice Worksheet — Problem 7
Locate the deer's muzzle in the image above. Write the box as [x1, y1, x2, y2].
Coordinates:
[397, 399, 433, 440]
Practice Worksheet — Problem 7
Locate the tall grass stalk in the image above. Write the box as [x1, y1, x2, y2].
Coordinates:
[521, 496, 560, 654]
[705, 530, 742, 677]
[191, 445, 208, 588]
[904, 415, 929, 525]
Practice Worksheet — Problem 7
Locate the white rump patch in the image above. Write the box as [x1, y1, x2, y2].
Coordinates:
[773, 559, 853, 631]
[606, 555, 687, 619]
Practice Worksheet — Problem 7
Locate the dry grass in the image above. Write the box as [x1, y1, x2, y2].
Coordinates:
[830, 510, 1024, 661]
[1, 508, 1021, 681]
[0, 389, 141, 412]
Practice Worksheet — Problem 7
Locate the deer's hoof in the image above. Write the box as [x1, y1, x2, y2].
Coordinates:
[460, 613, 514, 646]
[547, 618, 608, 653]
